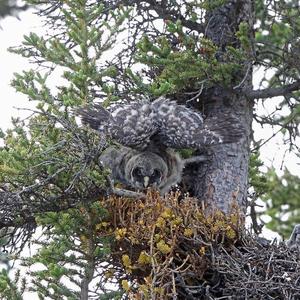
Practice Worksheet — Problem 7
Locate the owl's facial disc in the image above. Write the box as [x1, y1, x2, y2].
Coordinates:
[132, 167, 162, 189]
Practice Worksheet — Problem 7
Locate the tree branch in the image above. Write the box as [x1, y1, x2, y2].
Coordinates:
[80, 211, 95, 300]
[183, 155, 208, 166]
[138, 0, 205, 33]
[245, 80, 300, 100]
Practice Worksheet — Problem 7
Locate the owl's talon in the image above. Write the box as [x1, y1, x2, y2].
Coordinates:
[113, 187, 146, 199]
[104, 175, 144, 199]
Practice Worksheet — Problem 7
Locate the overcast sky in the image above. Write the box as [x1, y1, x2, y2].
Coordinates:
[0, 8, 299, 298]
[0, 11, 40, 128]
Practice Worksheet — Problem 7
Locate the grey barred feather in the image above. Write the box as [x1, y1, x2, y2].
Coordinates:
[78, 103, 110, 130]
[76, 97, 243, 150]
[77, 101, 156, 149]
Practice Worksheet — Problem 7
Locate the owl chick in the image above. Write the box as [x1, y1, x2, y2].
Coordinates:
[77, 97, 242, 195]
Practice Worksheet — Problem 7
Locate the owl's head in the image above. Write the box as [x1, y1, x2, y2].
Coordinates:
[125, 152, 168, 191]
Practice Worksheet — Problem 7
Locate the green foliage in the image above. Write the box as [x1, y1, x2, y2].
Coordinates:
[236, 22, 251, 51]
[248, 152, 270, 198]
[262, 168, 300, 239]
[9, 2, 130, 106]
[0, 1, 131, 298]
[136, 21, 245, 96]
[22, 203, 119, 298]
[248, 153, 300, 240]
[0, 269, 25, 300]
[254, 0, 300, 234]
[255, 0, 300, 126]
[199, 0, 227, 11]
[0, 0, 131, 188]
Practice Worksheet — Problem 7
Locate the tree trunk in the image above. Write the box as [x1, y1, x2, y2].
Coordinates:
[187, 0, 254, 216]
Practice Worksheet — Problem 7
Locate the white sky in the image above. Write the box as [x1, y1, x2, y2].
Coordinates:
[0, 9, 299, 298]
[0, 11, 41, 129]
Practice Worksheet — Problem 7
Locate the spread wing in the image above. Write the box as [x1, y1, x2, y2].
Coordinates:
[76, 101, 157, 149]
[152, 97, 204, 149]
[152, 97, 243, 149]
[76, 97, 243, 150]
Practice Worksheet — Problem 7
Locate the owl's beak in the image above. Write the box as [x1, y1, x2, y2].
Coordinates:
[143, 176, 150, 188]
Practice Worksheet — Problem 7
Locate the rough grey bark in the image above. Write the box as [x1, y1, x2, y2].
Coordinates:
[186, 0, 254, 216]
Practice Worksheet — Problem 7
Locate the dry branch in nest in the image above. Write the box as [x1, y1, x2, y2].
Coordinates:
[95, 191, 300, 299]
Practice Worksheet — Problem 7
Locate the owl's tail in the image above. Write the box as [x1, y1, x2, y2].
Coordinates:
[74, 104, 111, 130]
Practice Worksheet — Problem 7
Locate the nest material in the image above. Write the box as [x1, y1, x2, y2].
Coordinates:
[97, 191, 300, 300]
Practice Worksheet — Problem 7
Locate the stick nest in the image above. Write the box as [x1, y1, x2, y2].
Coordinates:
[97, 191, 300, 299]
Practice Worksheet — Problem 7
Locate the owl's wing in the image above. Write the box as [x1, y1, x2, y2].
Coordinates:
[76, 103, 111, 130]
[76, 101, 157, 149]
[152, 97, 243, 149]
[200, 115, 244, 145]
[77, 97, 243, 150]
[151, 97, 203, 149]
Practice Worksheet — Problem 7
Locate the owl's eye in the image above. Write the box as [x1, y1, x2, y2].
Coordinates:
[132, 167, 143, 177]
[152, 169, 161, 179]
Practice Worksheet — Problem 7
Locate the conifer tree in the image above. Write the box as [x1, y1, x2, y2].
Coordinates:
[0, 0, 299, 298]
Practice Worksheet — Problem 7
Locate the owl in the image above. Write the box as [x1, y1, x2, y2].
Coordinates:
[77, 97, 242, 195]
[98, 145, 183, 195]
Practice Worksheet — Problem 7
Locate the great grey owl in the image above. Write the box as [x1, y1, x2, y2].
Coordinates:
[77, 97, 242, 195]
